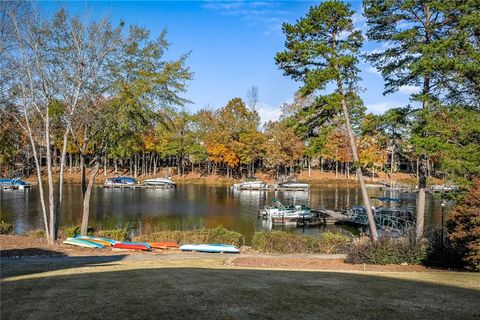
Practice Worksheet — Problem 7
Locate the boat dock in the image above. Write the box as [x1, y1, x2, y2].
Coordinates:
[234, 185, 309, 191]
[103, 184, 175, 189]
[259, 207, 347, 227]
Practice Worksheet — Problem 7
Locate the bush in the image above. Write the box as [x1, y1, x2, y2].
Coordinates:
[63, 226, 95, 238]
[133, 226, 245, 247]
[252, 231, 350, 254]
[97, 229, 128, 241]
[27, 229, 46, 238]
[0, 221, 13, 235]
[346, 234, 427, 265]
[445, 179, 480, 271]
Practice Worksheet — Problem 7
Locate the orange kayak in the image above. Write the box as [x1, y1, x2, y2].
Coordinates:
[148, 242, 179, 249]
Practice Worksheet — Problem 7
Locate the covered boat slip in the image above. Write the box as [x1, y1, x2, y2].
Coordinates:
[0, 178, 31, 190]
[103, 176, 176, 189]
[233, 179, 310, 191]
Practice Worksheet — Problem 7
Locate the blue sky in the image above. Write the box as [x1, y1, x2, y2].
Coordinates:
[41, 1, 417, 123]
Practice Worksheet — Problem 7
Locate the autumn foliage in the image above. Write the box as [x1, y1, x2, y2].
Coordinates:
[446, 179, 480, 271]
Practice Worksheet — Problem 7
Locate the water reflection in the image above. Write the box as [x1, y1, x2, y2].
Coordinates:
[0, 183, 447, 241]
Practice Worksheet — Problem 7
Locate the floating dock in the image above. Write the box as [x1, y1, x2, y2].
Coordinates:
[103, 184, 175, 189]
[259, 208, 347, 227]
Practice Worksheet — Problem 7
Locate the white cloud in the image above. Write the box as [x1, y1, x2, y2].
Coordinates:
[203, 0, 288, 36]
[365, 101, 404, 114]
[398, 85, 420, 95]
[256, 102, 281, 124]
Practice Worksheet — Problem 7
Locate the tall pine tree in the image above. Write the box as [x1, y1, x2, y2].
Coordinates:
[276, 0, 378, 240]
[363, 0, 448, 239]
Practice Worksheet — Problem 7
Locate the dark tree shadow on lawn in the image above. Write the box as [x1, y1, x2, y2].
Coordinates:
[1, 266, 479, 320]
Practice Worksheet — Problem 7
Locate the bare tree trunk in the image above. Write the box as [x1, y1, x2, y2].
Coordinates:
[25, 119, 50, 239]
[81, 158, 100, 235]
[54, 129, 69, 241]
[390, 142, 395, 174]
[153, 154, 157, 175]
[134, 154, 138, 177]
[104, 149, 107, 176]
[69, 153, 73, 174]
[80, 155, 87, 196]
[45, 112, 55, 244]
[416, 154, 427, 239]
[340, 94, 378, 241]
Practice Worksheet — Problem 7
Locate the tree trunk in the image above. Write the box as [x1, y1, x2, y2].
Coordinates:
[80, 154, 87, 196]
[104, 149, 107, 176]
[416, 154, 427, 240]
[134, 154, 138, 177]
[339, 92, 378, 241]
[81, 159, 100, 235]
[69, 153, 73, 174]
[45, 112, 55, 245]
[25, 117, 50, 239]
[153, 154, 157, 175]
[54, 128, 69, 241]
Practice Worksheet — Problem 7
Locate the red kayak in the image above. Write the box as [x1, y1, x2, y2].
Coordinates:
[113, 243, 150, 251]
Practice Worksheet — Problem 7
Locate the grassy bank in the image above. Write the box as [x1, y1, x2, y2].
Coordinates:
[1, 256, 479, 319]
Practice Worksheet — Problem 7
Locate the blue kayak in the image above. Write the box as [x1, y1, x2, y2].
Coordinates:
[63, 237, 104, 248]
[74, 235, 118, 246]
[179, 244, 240, 254]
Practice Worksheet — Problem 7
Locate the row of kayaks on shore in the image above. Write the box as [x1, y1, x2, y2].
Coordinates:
[63, 235, 240, 253]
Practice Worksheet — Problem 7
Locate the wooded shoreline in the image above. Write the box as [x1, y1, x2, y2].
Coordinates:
[18, 167, 431, 187]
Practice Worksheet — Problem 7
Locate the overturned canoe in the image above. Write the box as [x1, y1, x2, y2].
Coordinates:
[63, 237, 104, 248]
[113, 242, 151, 251]
[148, 242, 179, 249]
[179, 244, 240, 254]
[75, 235, 118, 246]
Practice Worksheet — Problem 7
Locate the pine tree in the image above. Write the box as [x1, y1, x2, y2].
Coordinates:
[275, 0, 379, 240]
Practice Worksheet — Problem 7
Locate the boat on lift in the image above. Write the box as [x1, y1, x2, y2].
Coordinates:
[0, 178, 31, 190]
[143, 177, 176, 188]
[104, 176, 137, 187]
[233, 179, 268, 190]
[276, 181, 310, 190]
[261, 198, 312, 220]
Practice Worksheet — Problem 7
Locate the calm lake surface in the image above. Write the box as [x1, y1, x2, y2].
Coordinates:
[0, 184, 447, 241]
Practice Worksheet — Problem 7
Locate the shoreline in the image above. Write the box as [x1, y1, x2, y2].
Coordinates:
[18, 168, 427, 187]
[0, 234, 438, 273]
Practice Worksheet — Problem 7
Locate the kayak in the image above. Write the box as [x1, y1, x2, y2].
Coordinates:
[121, 241, 151, 250]
[179, 244, 240, 254]
[63, 237, 104, 248]
[74, 235, 118, 246]
[148, 242, 179, 249]
[113, 242, 151, 251]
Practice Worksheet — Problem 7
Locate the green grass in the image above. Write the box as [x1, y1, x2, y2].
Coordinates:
[1, 256, 479, 320]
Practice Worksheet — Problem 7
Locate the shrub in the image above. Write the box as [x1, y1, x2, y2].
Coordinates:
[133, 226, 245, 247]
[445, 179, 480, 271]
[97, 229, 128, 241]
[0, 221, 13, 235]
[27, 229, 46, 238]
[346, 234, 427, 265]
[63, 226, 95, 238]
[252, 231, 350, 254]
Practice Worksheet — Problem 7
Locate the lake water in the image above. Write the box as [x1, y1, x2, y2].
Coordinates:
[0, 184, 447, 241]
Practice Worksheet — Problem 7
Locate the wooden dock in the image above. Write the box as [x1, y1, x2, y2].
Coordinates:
[103, 184, 175, 189]
[311, 209, 347, 225]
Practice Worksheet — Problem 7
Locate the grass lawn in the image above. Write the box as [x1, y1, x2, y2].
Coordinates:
[1, 255, 479, 320]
